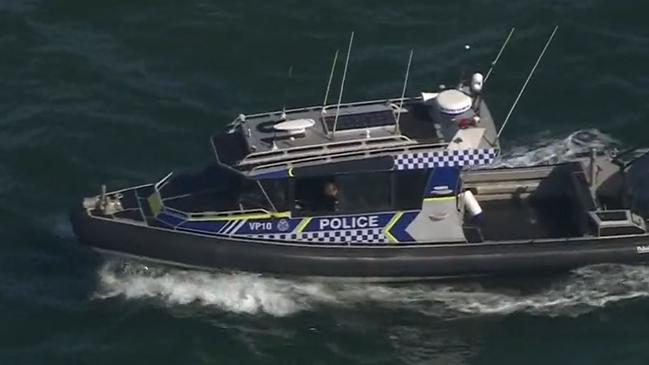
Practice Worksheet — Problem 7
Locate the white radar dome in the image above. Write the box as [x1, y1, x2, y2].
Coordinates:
[436, 89, 472, 115]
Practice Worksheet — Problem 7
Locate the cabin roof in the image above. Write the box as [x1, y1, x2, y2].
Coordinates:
[239, 100, 420, 155]
[211, 90, 500, 174]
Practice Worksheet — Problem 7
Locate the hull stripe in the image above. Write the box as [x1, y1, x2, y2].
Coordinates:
[229, 220, 248, 235]
[295, 217, 312, 233]
[384, 212, 403, 243]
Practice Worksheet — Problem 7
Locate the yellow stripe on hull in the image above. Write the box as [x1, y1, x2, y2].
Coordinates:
[423, 196, 456, 203]
[295, 217, 312, 233]
[383, 212, 403, 243]
[187, 211, 290, 222]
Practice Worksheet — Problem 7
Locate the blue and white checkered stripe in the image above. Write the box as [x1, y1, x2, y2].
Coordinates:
[245, 228, 387, 244]
[298, 229, 387, 243]
[394, 148, 497, 170]
[247, 233, 292, 240]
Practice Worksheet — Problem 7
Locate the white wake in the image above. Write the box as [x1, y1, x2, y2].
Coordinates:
[94, 261, 649, 318]
[494, 128, 619, 167]
[94, 261, 344, 316]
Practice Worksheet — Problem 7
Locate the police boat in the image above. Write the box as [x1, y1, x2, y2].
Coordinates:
[71, 68, 511, 279]
[70, 30, 649, 279]
[70, 87, 649, 279]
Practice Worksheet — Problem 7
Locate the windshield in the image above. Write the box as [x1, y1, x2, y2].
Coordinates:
[158, 164, 271, 213]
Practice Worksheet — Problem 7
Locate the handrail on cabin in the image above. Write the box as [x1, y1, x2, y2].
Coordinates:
[239, 135, 415, 165]
[247, 140, 450, 174]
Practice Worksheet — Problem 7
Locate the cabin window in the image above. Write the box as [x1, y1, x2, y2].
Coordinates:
[238, 179, 274, 211]
[337, 172, 392, 213]
[260, 179, 290, 212]
[292, 172, 392, 215]
[160, 164, 240, 198]
[160, 169, 274, 213]
[293, 176, 337, 215]
[291, 169, 433, 216]
[393, 169, 429, 210]
[161, 164, 245, 213]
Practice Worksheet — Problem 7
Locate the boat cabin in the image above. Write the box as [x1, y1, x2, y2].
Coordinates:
[92, 145, 636, 248]
[156, 159, 429, 217]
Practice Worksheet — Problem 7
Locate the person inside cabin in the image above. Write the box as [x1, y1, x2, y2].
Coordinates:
[320, 181, 340, 212]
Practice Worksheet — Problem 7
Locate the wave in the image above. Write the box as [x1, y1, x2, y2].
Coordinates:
[93, 261, 333, 316]
[92, 129, 646, 318]
[494, 128, 619, 167]
[94, 260, 649, 318]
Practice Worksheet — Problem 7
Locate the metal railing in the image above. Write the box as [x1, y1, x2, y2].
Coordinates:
[240, 135, 417, 167]
[249, 140, 449, 174]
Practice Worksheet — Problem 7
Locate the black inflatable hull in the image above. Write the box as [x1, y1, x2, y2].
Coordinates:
[71, 208, 649, 278]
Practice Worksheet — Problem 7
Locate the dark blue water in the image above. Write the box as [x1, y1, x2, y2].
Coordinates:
[3, 0, 649, 364]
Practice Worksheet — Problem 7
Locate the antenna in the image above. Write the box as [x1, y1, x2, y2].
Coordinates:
[497, 26, 558, 138]
[280, 65, 293, 120]
[484, 27, 516, 84]
[473, 28, 515, 114]
[331, 31, 355, 137]
[321, 50, 340, 113]
[395, 49, 414, 135]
